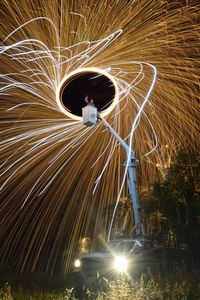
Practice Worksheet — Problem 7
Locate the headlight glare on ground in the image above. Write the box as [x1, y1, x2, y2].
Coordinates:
[113, 256, 128, 273]
[74, 259, 81, 268]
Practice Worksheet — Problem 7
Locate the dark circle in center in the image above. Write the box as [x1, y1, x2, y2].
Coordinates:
[60, 71, 116, 117]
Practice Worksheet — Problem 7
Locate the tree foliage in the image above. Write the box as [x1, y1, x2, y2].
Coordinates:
[141, 150, 200, 261]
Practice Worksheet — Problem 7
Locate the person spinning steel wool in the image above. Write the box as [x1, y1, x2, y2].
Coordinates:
[85, 95, 94, 105]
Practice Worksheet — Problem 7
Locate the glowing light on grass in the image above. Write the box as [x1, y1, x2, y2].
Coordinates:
[0, 0, 199, 275]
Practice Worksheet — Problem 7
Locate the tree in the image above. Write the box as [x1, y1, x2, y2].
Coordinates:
[141, 149, 200, 262]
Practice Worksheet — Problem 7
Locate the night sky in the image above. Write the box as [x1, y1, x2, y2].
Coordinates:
[60, 71, 115, 116]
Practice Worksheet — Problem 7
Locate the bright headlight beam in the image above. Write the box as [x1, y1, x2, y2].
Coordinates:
[74, 259, 81, 268]
[113, 256, 128, 273]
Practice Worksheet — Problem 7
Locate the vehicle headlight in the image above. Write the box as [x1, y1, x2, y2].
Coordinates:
[113, 256, 128, 273]
[74, 259, 81, 268]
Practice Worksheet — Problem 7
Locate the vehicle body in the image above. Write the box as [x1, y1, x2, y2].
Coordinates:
[72, 238, 191, 290]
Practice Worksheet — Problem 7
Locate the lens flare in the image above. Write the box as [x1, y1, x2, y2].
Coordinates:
[113, 256, 128, 273]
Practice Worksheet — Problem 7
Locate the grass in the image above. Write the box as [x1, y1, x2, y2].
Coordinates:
[0, 283, 75, 300]
[0, 269, 200, 299]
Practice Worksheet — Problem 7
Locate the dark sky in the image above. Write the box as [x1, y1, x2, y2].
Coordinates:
[60, 71, 115, 116]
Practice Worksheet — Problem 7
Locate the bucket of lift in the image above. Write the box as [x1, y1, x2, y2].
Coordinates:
[82, 104, 97, 126]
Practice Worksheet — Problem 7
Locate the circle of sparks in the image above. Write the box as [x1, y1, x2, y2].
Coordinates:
[56, 67, 119, 120]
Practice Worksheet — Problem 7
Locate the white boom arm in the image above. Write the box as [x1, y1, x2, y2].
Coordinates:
[97, 113, 144, 236]
[82, 104, 144, 236]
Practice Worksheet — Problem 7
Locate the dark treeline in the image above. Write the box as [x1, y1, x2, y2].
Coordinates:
[141, 149, 200, 264]
[105, 149, 200, 264]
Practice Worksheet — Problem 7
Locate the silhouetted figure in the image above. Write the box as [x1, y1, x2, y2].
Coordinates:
[85, 95, 94, 105]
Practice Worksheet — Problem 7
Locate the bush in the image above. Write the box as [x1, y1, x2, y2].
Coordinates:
[0, 272, 200, 299]
[86, 273, 200, 300]
[0, 282, 13, 300]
